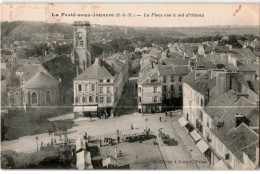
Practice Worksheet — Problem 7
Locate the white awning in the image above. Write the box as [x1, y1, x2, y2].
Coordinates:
[196, 138, 209, 154]
[190, 130, 202, 142]
[213, 159, 229, 170]
[74, 106, 97, 112]
[178, 116, 188, 127]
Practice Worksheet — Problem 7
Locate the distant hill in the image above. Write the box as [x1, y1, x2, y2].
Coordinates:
[1, 21, 259, 44]
[1, 21, 73, 41]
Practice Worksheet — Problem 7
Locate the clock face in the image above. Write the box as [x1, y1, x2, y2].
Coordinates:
[78, 32, 83, 39]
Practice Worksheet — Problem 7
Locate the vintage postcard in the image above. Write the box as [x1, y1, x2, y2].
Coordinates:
[0, 3, 259, 170]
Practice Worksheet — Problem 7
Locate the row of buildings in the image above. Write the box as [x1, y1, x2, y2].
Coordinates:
[4, 21, 129, 119]
[180, 55, 259, 169]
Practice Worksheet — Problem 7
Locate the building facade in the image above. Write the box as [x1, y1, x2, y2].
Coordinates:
[73, 58, 128, 118]
[181, 68, 259, 169]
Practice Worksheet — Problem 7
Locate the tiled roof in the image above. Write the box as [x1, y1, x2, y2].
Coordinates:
[183, 70, 217, 100]
[237, 61, 256, 72]
[74, 58, 116, 80]
[105, 59, 126, 73]
[232, 48, 256, 59]
[157, 65, 175, 76]
[246, 62, 259, 75]
[22, 71, 59, 87]
[211, 97, 258, 163]
[162, 58, 189, 66]
[203, 44, 213, 53]
[137, 68, 158, 85]
[204, 90, 238, 121]
[242, 140, 259, 163]
[196, 57, 216, 69]
[16, 64, 49, 82]
[174, 66, 191, 75]
[214, 46, 231, 53]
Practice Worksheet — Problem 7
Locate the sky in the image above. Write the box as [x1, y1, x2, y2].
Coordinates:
[1, 4, 259, 27]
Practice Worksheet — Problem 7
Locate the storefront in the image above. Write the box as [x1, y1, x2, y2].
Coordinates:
[74, 105, 98, 117]
[141, 103, 162, 113]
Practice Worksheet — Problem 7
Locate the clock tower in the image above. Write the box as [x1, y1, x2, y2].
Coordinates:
[71, 21, 92, 74]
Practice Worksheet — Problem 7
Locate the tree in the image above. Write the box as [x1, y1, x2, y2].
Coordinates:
[1, 154, 15, 169]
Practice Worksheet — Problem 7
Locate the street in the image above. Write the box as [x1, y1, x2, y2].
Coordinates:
[1, 79, 211, 169]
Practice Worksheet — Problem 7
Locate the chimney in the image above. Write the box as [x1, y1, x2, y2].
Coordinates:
[216, 72, 227, 96]
[236, 93, 249, 101]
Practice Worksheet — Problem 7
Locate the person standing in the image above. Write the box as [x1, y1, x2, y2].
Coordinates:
[117, 136, 120, 144]
[159, 116, 161, 122]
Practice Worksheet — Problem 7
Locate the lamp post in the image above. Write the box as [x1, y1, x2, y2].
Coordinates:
[36, 136, 38, 152]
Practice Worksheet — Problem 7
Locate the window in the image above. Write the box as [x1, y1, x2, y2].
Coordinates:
[163, 76, 166, 83]
[171, 75, 174, 82]
[99, 87, 103, 93]
[96, 96, 98, 102]
[82, 96, 86, 103]
[100, 79, 103, 83]
[107, 87, 111, 93]
[153, 87, 157, 93]
[78, 84, 82, 92]
[170, 85, 174, 91]
[46, 91, 51, 103]
[179, 85, 182, 92]
[107, 79, 110, 83]
[225, 154, 230, 160]
[107, 97, 111, 103]
[31, 92, 38, 104]
[153, 96, 158, 102]
[179, 76, 182, 82]
[201, 99, 204, 107]
[163, 85, 167, 92]
[100, 97, 104, 103]
[91, 84, 95, 91]
[89, 96, 93, 103]
[199, 110, 203, 121]
[139, 97, 141, 103]
[139, 87, 141, 93]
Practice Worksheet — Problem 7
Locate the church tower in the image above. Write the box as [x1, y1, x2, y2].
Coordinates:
[71, 21, 92, 74]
